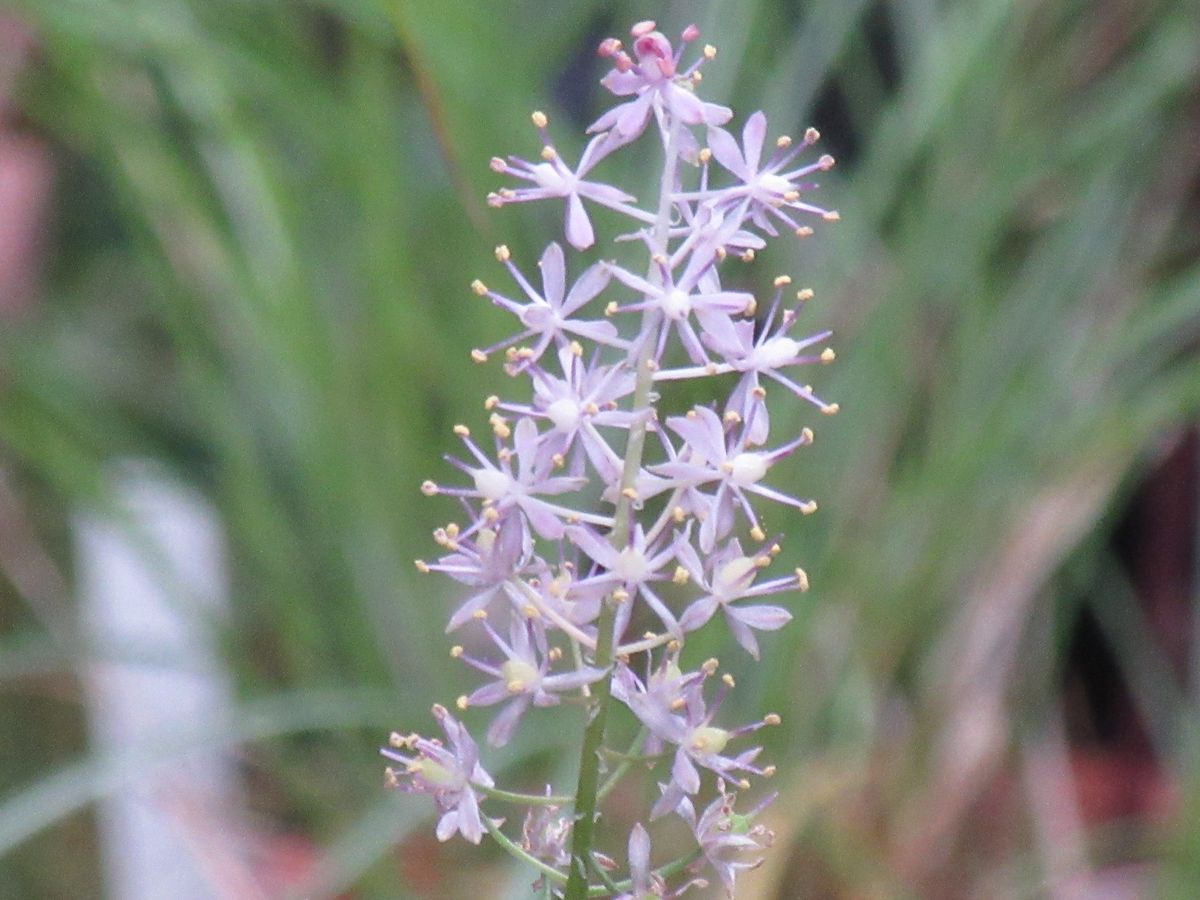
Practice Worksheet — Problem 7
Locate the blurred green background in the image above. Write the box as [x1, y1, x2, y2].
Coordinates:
[1, 0, 1198, 897]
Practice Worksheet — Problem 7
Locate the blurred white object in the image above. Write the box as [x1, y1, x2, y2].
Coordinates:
[76, 462, 254, 900]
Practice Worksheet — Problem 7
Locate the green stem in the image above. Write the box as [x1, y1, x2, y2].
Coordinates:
[563, 116, 683, 900]
[596, 728, 648, 804]
[475, 782, 574, 806]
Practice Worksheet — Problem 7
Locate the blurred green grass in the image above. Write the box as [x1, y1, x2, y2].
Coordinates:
[0, 0, 1198, 896]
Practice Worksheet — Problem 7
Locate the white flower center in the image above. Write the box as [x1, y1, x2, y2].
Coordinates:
[612, 546, 650, 583]
[417, 758, 462, 789]
[501, 659, 540, 693]
[689, 725, 730, 755]
[756, 336, 799, 369]
[473, 468, 513, 501]
[757, 173, 792, 197]
[476, 527, 497, 554]
[714, 556, 757, 596]
[546, 397, 581, 432]
[532, 162, 572, 196]
[727, 453, 768, 486]
[662, 288, 693, 321]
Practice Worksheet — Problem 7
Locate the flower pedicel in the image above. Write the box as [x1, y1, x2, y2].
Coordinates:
[384, 20, 839, 899]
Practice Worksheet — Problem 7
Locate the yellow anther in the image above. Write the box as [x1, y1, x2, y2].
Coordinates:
[705, 362, 720, 375]
[773, 275, 792, 287]
[548, 647, 563, 662]
[516, 347, 535, 359]
[672, 506, 686, 523]
[453, 424, 470, 437]
[796, 567, 810, 592]
[770, 543, 782, 556]
[414, 559, 431, 573]
[645, 358, 659, 371]
[795, 226, 814, 237]
[822, 402, 840, 416]
[823, 210, 840, 221]
[472, 609, 488, 619]
[484, 395, 500, 410]
[749, 525, 766, 542]
[604, 300, 619, 317]
[755, 555, 771, 568]
[672, 566, 690, 585]
[743, 297, 757, 316]
[800, 501, 818, 515]
[801, 427, 814, 443]
[821, 347, 836, 363]
[522, 603, 539, 618]
[569, 340, 584, 357]
[484, 507, 500, 523]
[722, 673, 736, 687]
[486, 192, 504, 208]
[670, 697, 687, 711]
[686, 409, 699, 419]
[703, 43, 717, 59]
[784, 190, 800, 202]
[489, 156, 506, 172]
[420, 480, 439, 496]
[691, 70, 703, 84]
[494, 244, 511, 262]
[450, 645, 463, 658]
[506, 680, 525, 694]
[751, 386, 767, 400]
[764, 713, 781, 726]
[702, 657, 719, 674]
[762, 765, 777, 778]
[388, 731, 405, 748]
[776, 135, 792, 148]
[715, 246, 727, 261]
[531, 110, 548, 128]
[551, 453, 565, 468]
[612, 588, 630, 603]
[818, 154, 835, 170]
[621, 487, 639, 500]
[583, 401, 600, 415]
[698, 147, 712, 164]
[741, 249, 755, 263]
[540, 146, 557, 161]
[723, 410, 742, 425]
[456, 695, 469, 710]
[796, 288, 814, 302]
[470, 279, 488, 296]
[804, 127, 820, 143]
[471, 349, 488, 364]
[667, 639, 681, 653]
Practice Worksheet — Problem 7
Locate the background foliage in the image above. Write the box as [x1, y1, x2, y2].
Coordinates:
[1, 0, 1198, 896]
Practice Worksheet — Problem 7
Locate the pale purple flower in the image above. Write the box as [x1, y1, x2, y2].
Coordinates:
[679, 113, 838, 237]
[471, 242, 624, 370]
[456, 615, 605, 746]
[489, 127, 653, 250]
[676, 785, 776, 897]
[606, 255, 753, 364]
[381, 705, 492, 844]
[418, 514, 533, 632]
[652, 406, 815, 551]
[675, 537, 800, 658]
[568, 523, 686, 641]
[521, 791, 572, 868]
[491, 346, 636, 483]
[611, 665, 773, 819]
[655, 286, 835, 444]
[433, 416, 613, 540]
